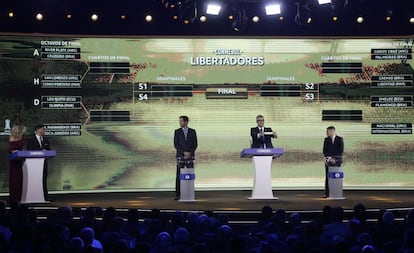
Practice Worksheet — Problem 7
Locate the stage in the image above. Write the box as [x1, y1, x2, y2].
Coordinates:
[1, 190, 413, 222]
[2, 190, 411, 210]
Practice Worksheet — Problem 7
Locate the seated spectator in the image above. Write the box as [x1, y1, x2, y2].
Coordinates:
[80, 227, 103, 253]
[68, 236, 84, 253]
[100, 217, 127, 252]
[151, 232, 172, 253]
[374, 211, 401, 248]
[320, 206, 351, 250]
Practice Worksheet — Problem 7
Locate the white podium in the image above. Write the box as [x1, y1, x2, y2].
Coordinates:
[241, 148, 284, 200]
[328, 166, 345, 200]
[9, 150, 56, 204]
[178, 158, 196, 202]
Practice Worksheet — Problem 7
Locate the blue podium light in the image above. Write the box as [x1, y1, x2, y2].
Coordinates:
[328, 172, 344, 179]
[179, 173, 196, 180]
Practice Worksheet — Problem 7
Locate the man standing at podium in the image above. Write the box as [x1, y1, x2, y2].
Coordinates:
[251, 115, 277, 149]
[27, 124, 51, 201]
[174, 116, 198, 200]
[323, 126, 344, 198]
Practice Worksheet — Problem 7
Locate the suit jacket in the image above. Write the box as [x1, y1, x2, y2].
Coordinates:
[323, 135, 344, 164]
[27, 135, 51, 150]
[250, 127, 275, 149]
[174, 128, 198, 158]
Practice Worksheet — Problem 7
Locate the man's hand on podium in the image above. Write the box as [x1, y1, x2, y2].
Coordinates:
[272, 131, 277, 138]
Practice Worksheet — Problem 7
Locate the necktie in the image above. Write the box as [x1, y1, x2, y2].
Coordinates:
[183, 128, 188, 140]
[40, 137, 44, 147]
[261, 128, 266, 149]
[332, 137, 334, 144]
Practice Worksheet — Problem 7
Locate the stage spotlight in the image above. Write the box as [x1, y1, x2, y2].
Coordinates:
[279, 16, 284, 21]
[36, 13, 43, 21]
[332, 16, 338, 21]
[91, 14, 98, 21]
[356, 16, 364, 23]
[318, 0, 331, 5]
[252, 16, 260, 23]
[385, 16, 391, 22]
[120, 15, 126, 20]
[228, 15, 234, 20]
[183, 19, 190, 24]
[409, 17, 414, 24]
[200, 15, 207, 22]
[145, 15, 153, 22]
[307, 17, 312, 23]
[66, 14, 72, 19]
[8, 12, 14, 18]
[206, 3, 221, 15]
[173, 15, 178, 20]
[265, 4, 281, 15]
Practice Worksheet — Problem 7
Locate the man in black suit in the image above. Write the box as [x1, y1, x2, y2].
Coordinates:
[27, 124, 51, 201]
[250, 115, 277, 149]
[174, 116, 198, 200]
[323, 126, 344, 198]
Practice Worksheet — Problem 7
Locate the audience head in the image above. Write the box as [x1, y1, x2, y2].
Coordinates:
[199, 214, 208, 224]
[207, 216, 218, 230]
[69, 237, 84, 252]
[382, 211, 395, 226]
[273, 208, 287, 224]
[357, 232, 372, 246]
[332, 206, 344, 223]
[104, 207, 117, 220]
[187, 212, 200, 225]
[361, 245, 376, 253]
[353, 203, 367, 221]
[173, 227, 189, 244]
[80, 227, 95, 245]
[127, 208, 138, 222]
[322, 205, 333, 224]
[150, 208, 161, 219]
[289, 212, 302, 226]
[109, 216, 125, 232]
[217, 225, 232, 240]
[261, 205, 273, 220]
[155, 232, 172, 249]
[57, 205, 72, 223]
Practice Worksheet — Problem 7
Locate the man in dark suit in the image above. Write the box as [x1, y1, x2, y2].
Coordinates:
[323, 126, 344, 198]
[250, 115, 277, 149]
[174, 116, 198, 200]
[27, 124, 51, 201]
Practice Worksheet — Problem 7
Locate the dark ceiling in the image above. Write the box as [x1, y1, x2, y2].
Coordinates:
[1, 0, 413, 36]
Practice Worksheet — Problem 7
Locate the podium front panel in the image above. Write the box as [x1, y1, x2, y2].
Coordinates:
[328, 166, 345, 200]
[250, 156, 277, 199]
[179, 167, 195, 202]
[21, 158, 46, 203]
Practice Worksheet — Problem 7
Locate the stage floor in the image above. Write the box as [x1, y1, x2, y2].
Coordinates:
[12, 190, 413, 212]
